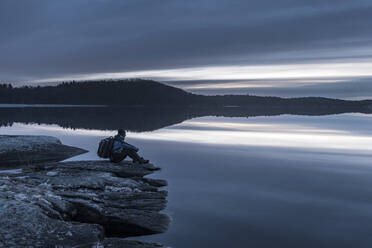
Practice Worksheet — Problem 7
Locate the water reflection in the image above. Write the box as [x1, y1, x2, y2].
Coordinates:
[2, 110, 372, 247]
[128, 116, 372, 156]
[3, 113, 372, 163]
[0, 106, 371, 132]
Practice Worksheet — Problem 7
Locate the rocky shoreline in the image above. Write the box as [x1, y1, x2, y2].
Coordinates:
[0, 135, 170, 247]
[0, 135, 87, 166]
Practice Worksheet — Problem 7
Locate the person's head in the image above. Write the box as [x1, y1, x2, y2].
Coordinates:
[118, 128, 126, 137]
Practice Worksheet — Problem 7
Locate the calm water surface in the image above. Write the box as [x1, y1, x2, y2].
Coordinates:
[1, 112, 372, 247]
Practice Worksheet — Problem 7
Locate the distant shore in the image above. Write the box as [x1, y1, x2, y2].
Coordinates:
[1, 79, 371, 107]
[0, 104, 106, 108]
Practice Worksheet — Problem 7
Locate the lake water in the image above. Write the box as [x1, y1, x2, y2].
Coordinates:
[1, 108, 372, 247]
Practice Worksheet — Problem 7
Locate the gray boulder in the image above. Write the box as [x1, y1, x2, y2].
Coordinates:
[0, 135, 88, 166]
[0, 160, 169, 247]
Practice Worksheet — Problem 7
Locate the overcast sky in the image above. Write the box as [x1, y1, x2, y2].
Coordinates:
[1, 0, 372, 98]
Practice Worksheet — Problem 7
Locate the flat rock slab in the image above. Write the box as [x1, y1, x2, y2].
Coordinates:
[0, 135, 87, 166]
[0, 160, 169, 247]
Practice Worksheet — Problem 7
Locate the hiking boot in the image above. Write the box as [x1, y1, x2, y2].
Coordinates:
[133, 158, 149, 164]
[138, 157, 148, 164]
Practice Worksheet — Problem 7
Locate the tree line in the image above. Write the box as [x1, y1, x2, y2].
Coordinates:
[0, 79, 370, 110]
[0, 79, 198, 106]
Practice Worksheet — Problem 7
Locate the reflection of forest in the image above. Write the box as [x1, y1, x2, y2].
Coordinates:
[0, 106, 371, 132]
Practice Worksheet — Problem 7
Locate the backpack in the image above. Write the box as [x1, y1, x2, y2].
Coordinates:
[97, 137, 115, 158]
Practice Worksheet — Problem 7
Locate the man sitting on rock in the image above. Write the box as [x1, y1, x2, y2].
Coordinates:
[110, 128, 149, 164]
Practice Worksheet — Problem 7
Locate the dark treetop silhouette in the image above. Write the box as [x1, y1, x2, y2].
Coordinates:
[0, 79, 371, 110]
[0, 79, 372, 132]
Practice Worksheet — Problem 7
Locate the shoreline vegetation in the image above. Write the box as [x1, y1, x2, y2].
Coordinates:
[0, 79, 371, 132]
[0, 79, 371, 110]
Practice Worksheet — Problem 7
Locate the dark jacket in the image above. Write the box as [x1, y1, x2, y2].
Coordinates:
[112, 134, 139, 154]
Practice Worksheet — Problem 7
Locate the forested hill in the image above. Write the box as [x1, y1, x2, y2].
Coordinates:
[0, 79, 195, 106]
[0, 79, 371, 111]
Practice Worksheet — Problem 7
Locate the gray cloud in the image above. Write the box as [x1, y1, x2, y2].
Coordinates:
[1, 0, 372, 82]
[180, 77, 372, 100]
